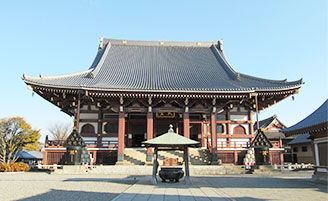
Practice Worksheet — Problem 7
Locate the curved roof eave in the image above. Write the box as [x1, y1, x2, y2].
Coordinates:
[282, 99, 328, 135]
[23, 79, 302, 94]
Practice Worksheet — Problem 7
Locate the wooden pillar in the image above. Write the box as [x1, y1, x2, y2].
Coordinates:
[117, 111, 125, 162]
[255, 93, 260, 134]
[201, 122, 206, 147]
[249, 111, 254, 138]
[234, 151, 238, 165]
[183, 112, 190, 138]
[211, 110, 218, 164]
[75, 93, 81, 132]
[97, 109, 103, 147]
[43, 151, 48, 165]
[146, 111, 153, 162]
[280, 151, 284, 165]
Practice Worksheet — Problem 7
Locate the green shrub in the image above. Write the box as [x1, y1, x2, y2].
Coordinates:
[0, 162, 30, 172]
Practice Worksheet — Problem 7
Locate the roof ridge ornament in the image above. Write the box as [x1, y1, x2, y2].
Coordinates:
[236, 73, 241, 81]
[218, 40, 223, 51]
[168, 124, 174, 133]
[99, 36, 104, 49]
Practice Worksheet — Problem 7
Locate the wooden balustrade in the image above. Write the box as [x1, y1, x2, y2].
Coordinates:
[217, 141, 250, 148]
[46, 139, 118, 148]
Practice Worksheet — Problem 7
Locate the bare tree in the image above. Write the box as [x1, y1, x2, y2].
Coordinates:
[48, 123, 72, 141]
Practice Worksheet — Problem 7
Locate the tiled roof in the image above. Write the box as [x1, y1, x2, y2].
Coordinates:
[263, 131, 287, 140]
[288, 133, 311, 145]
[254, 115, 277, 131]
[23, 38, 303, 93]
[18, 150, 43, 159]
[282, 99, 328, 135]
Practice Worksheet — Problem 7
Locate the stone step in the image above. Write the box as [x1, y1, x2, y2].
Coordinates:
[122, 148, 211, 165]
[53, 165, 246, 175]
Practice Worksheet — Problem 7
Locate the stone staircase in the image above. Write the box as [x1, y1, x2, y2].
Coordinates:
[252, 165, 281, 174]
[53, 165, 246, 175]
[122, 148, 211, 165]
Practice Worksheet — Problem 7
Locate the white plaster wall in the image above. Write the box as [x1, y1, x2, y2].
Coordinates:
[90, 105, 98, 110]
[79, 122, 98, 134]
[230, 107, 238, 112]
[80, 113, 98, 119]
[81, 105, 88, 110]
[240, 107, 247, 112]
[230, 114, 248, 121]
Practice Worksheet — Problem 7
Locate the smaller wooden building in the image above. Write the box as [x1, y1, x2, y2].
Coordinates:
[254, 115, 294, 164]
[288, 133, 314, 164]
[282, 99, 328, 183]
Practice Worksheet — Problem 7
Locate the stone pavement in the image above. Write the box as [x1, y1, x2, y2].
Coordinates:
[0, 172, 327, 201]
[113, 174, 328, 201]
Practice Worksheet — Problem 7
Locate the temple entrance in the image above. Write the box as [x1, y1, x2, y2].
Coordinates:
[190, 123, 201, 142]
[131, 124, 146, 147]
[154, 121, 181, 137]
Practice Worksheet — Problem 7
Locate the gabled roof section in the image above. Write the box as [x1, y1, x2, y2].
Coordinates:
[282, 99, 328, 135]
[23, 38, 303, 93]
[254, 115, 286, 131]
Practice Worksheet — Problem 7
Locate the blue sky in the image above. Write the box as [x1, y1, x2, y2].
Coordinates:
[0, 1, 327, 142]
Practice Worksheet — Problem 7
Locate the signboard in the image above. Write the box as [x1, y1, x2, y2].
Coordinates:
[155, 112, 175, 118]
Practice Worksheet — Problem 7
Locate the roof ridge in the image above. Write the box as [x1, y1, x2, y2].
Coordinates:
[210, 45, 239, 80]
[103, 38, 219, 47]
[88, 42, 112, 78]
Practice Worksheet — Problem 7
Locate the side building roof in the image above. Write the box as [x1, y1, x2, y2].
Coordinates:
[23, 38, 303, 94]
[288, 133, 311, 145]
[282, 99, 328, 136]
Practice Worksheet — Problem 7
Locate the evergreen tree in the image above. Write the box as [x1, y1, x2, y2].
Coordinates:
[0, 117, 41, 163]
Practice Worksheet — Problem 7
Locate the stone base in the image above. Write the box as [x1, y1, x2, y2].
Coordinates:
[145, 161, 153, 166]
[312, 173, 328, 185]
[115, 161, 125, 166]
[146, 154, 152, 162]
[211, 153, 218, 165]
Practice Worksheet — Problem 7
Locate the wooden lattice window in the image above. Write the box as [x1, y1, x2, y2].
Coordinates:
[81, 124, 95, 134]
[233, 125, 246, 134]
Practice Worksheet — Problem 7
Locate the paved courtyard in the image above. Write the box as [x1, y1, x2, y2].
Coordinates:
[0, 172, 326, 201]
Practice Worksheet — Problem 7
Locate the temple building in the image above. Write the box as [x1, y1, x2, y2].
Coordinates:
[282, 99, 327, 182]
[23, 38, 303, 165]
[254, 115, 295, 164]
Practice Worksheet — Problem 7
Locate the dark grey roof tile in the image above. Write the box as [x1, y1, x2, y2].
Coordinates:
[23, 39, 303, 92]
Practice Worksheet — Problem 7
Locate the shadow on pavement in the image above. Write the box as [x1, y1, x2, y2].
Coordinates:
[64, 177, 137, 185]
[17, 189, 119, 201]
[194, 176, 328, 194]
